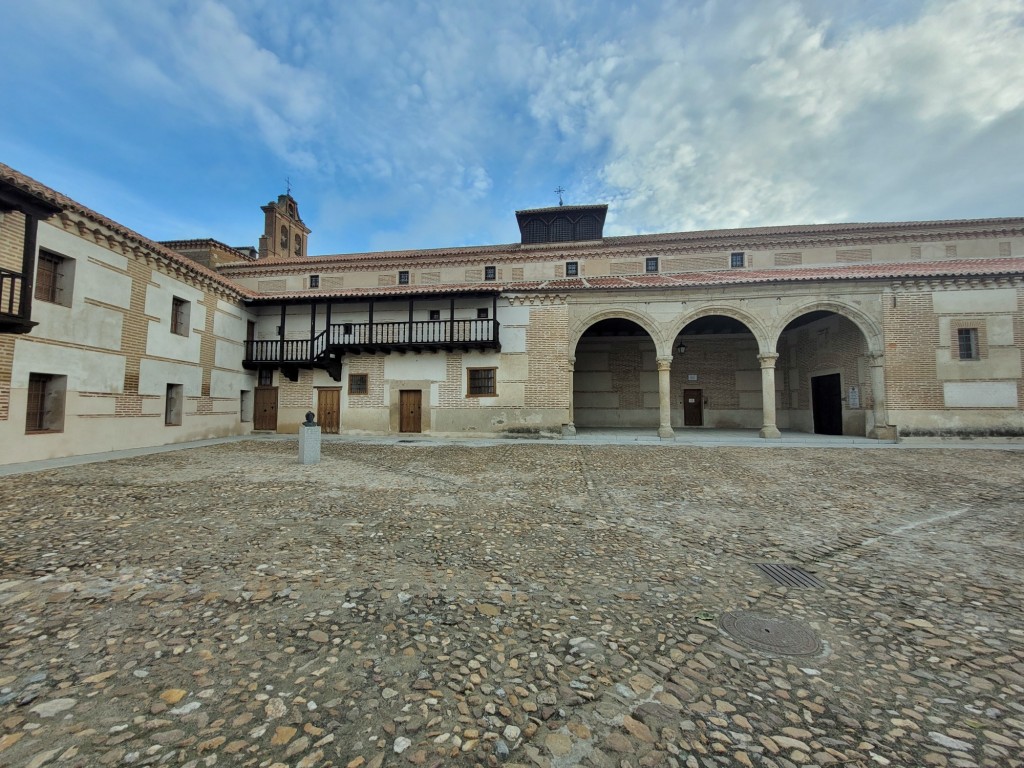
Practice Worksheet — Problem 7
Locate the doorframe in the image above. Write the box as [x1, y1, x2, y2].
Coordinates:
[389, 380, 432, 433]
[253, 386, 279, 431]
[682, 388, 704, 427]
[316, 386, 341, 434]
[809, 369, 844, 436]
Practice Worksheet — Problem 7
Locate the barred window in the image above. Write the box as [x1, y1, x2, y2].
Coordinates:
[484, 265, 496, 281]
[730, 252, 745, 268]
[258, 369, 273, 386]
[957, 328, 979, 360]
[348, 373, 368, 394]
[565, 261, 579, 277]
[523, 219, 547, 244]
[477, 307, 489, 319]
[575, 216, 599, 240]
[398, 270, 410, 284]
[429, 309, 441, 321]
[35, 250, 73, 306]
[26, 373, 66, 433]
[467, 367, 497, 397]
[309, 274, 320, 288]
[171, 297, 190, 336]
[550, 217, 572, 242]
[645, 257, 659, 273]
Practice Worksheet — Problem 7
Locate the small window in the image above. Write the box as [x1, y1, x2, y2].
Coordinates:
[258, 369, 273, 387]
[295, 234, 302, 256]
[25, 373, 66, 433]
[957, 328, 979, 360]
[240, 390, 253, 422]
[280, 225, 288, 249]
[171, 297, 190, 336]
[645, 257, 659, 273]
[398, 270, 410, 285]
[343, 322, 354, 334]
[309, 274, 319, 288]
[348, 373, 368, 394]
[429, 309, 441, 321]
[484, 266, 497, 281]
[565, 261, 579, 277]
[35, 250, 73, 306]
[467, 367, 497, 397]
[730, 252, 745, 268]
[165, 383, 183, 426]
[476, 308, 489, 319]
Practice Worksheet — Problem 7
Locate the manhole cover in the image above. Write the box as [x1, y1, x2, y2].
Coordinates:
[718, 610, 822, 655]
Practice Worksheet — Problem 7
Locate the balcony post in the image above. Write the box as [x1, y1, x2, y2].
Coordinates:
[326, 302, 332, 343]
[309, 303, 316, 361]
[20, 212, 38, 323]
[368, 299, 374, 344]
[279, 305, 286, 361]
[449, 297, 455, 343]
[408, 299, 414, 344]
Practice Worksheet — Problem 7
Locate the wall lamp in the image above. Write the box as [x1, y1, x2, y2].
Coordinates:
[675, 341, 687, 355]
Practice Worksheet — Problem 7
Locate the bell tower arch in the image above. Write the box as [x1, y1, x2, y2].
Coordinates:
[257, 192, 310, 260]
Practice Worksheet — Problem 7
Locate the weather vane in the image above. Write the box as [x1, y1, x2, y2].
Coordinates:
[286, 176, 292, 196]
[554, 186, 565, 206]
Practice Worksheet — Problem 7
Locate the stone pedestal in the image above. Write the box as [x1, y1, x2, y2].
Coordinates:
[298, 425, 321, 465]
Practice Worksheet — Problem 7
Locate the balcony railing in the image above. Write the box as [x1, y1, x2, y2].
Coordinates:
[0, 267, 33, 334]
[245, 318, 500, 365]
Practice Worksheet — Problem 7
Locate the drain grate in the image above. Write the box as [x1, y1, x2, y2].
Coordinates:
[719, 610, 822, 655]
[754, 562, 825, 588]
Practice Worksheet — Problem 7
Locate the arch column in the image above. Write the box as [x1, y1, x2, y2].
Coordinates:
[867, 353, 896, 440]
[564, 356, 577, 436]
[758, 353, 781, 439]
[656, 356, 675, 439]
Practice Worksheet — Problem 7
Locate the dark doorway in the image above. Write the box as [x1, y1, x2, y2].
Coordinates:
[400, 389, 422, 433]
[683, 389, 703, 426]
[811, 374, 842, 435]
[254, 387, 278, 431]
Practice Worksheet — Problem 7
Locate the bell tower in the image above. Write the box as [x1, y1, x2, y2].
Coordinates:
[257, 192, 310, 260]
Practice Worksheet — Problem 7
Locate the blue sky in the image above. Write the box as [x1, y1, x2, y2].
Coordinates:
[2, 0, 1023, 255]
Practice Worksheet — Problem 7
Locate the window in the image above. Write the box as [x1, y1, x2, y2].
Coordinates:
[25, 373, 66, 433]
[730, 251, 745, 268]
[258, 369, 273, 387]
[398, 270, 410, 285]
[957, 328, 979, 360]
[575, 215, 599, 240]
[467, 367, 497, 397]
[295, 234, 302, 256]
[280, 225, 288, 249]
[523, 219, 547, 244]
[165, 384, 183, 426]
[484, 266, 497, 281]
[645, 257, 659, 273]
[309, 274, 320, 288]
[171, 297, 190, 336]
[348, 373, 368, 394]
[551, 218, 572, 242]
[565, 261, 579, 277]
[35, 250, 73, 306]
[429, 309, 441, 321]
[476, 307, 489, 319]
[343, 323, 354, 334]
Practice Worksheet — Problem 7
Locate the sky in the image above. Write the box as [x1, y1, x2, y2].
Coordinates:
[1, 0, 1023, 256]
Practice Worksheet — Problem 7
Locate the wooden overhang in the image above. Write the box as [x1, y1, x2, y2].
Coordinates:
[242, 288, 502, 381]
[0, 179, 64, 334]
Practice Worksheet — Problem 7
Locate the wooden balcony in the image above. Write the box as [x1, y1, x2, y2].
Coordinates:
[0, 267, 35, 334]
[243, 318, 501, 378]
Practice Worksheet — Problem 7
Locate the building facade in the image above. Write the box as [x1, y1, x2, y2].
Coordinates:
[2, 162, 1022, 465]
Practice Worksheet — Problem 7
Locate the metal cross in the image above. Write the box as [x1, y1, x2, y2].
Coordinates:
[286, 176, 292, 196]
[554, 186, 565, 206]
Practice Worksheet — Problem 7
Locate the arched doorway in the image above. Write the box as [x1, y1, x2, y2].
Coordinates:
[775, 310, 874, 436]
[670, 314, 762, 430]
[572, 318, 659, 429]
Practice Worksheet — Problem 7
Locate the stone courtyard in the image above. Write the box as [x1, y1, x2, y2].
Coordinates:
[0, 440, 1022, 768]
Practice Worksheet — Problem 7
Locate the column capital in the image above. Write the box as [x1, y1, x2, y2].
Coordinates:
[656, 356, 673, 371]
[568, 355, 576, 369]
[868, 352, 885, 366]
[757, 353, 779, 367]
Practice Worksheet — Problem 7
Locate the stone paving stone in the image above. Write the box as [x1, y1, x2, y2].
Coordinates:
[0, 441, 1022, 766]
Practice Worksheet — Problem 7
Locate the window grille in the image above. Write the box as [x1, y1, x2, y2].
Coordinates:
[467, 368, 496, 396]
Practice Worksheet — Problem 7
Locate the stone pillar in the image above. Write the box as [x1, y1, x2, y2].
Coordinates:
[758, 353, 782, 439]
[867, 353, 897, 440]
[656, 356, 675, 439]
[298, 424, 322, 464]
[564, 355, 577, 436]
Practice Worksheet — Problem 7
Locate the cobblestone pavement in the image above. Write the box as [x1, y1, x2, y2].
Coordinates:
[1, 442, 1022, 768]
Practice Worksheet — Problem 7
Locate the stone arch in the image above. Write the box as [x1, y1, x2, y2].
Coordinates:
[569, 307, 665, 357]
[772, 300, 883, 354]
[669, 304, 773, 355]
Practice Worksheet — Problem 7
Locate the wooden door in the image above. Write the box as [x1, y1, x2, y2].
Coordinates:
[811, 374, 843, 435]
[399, 389, 422, 433]
[254, 387, 278, 431]
[683, 389, 703, 426]
[318, 388, 340, 434]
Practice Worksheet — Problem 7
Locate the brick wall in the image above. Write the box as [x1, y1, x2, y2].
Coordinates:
[345, 355, 386, 408]
[882, 292, 942, 409]
[525, 306, 570, 408]
[780, 314, 871, 411]
[279, 369, 314, 409]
